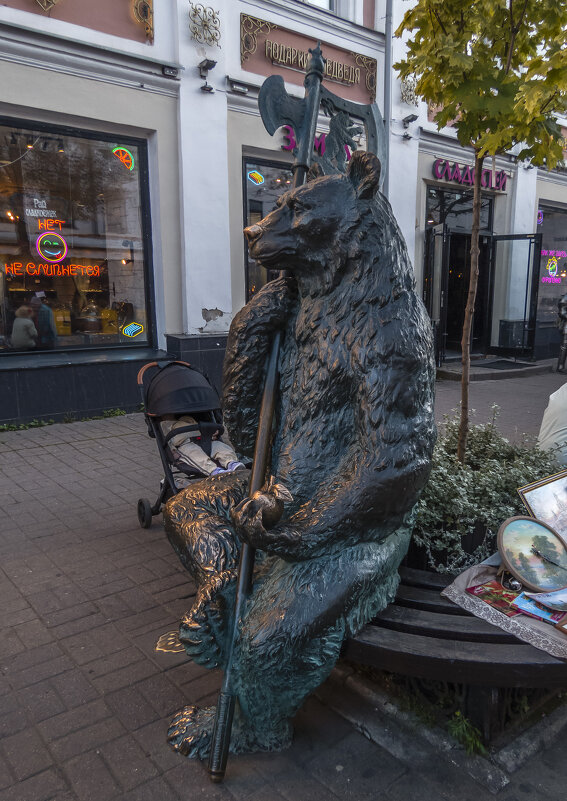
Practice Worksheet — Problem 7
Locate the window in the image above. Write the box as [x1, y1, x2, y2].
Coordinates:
[426, 187, 493, 232]
[536, 206, 567, 322]
[243, 160, 293, 299]
[0, 121, 151, 353]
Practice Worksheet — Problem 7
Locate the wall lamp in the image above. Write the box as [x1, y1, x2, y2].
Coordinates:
[199, 58, 217, 78]
[121, 239, 134, 266]
[402, 114, 418, 128]
[199, 58, 217, 92]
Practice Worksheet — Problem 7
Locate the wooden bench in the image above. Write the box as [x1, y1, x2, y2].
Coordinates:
[343, 566, 567, 740]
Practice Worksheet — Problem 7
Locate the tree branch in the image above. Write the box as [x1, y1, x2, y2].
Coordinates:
[429, 2, 448, 36]
[540, 89, 559, 114]
[505, 0, 529, 74]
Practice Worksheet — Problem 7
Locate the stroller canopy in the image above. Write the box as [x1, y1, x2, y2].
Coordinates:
[145, 363, 221, 417]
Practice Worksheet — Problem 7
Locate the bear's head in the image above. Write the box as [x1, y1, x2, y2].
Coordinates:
[244, 152, 383, 293]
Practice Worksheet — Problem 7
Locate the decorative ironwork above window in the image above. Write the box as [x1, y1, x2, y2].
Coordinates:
[189, 3, 221, 48]
[351, 54, 377, 104]
[132, 0, 154, 43]
[240, 14, 278, 62]
[35, 0, 62, 11]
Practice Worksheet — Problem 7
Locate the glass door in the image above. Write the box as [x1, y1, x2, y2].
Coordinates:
[488, 234, 541, 357]
[423, 223, 447, 365]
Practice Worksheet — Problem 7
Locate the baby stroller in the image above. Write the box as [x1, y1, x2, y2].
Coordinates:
[136, 360, 227, 528]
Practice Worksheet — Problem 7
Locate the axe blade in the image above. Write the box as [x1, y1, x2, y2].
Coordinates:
[258, 75, 306, 137]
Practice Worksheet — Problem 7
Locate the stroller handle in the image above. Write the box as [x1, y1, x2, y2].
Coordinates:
[136, 360, 192, 388]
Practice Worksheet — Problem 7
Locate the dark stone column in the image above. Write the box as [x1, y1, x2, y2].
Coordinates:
[166, 334, 227, 396]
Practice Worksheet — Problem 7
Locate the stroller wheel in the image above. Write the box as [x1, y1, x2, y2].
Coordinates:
[137, 498, 153, 529]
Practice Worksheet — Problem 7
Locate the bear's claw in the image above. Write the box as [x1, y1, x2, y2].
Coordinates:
[167, 705, 216, 758]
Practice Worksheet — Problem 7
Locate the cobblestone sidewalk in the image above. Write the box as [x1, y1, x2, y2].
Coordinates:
[1, 395, 566, 800]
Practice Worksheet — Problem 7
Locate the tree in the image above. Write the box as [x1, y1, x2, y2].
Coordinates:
[395, 0, 567, 461]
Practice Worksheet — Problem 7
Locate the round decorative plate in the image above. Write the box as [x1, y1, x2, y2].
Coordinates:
[498, 516, 567, 592]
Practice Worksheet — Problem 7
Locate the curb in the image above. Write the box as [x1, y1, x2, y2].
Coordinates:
[316, 663, 567, 795]
[437, 361, 556, 382]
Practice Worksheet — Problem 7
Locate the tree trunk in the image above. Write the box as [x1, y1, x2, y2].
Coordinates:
[457, 151, 484, 463]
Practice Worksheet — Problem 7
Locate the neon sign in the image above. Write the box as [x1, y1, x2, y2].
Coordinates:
[25, 198, 58, 218]
[4, 262, 101, 277]
[542, 249, 567, 258]
[247, 170, 265, 185]
[547, 257, 558, 277]
[36, 232, 68, 263]
[122, 322, 144, 337]
[112, 147, 135, 171]
[537, 210, 544, 225]
[432, 159, 508, 191]
[38, 218, 65, 231]
[541, 257, 562, 284]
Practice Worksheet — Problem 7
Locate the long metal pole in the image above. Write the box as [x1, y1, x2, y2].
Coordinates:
[207, 45, 325, 784]
[383, 0, 393, 200]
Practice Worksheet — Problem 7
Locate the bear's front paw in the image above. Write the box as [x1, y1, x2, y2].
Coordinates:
[231, 498, 268, 548]
[253, 276, 297, 331]
[168, 705, 216, 758]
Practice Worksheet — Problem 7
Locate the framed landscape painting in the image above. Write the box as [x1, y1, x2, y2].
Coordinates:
[498, 516, 567, 592]
[518, 469, 567, 539]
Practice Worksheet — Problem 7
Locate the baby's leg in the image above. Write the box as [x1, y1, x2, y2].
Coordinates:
[210, 440, 241, 469]
[175, 440, 218, 475]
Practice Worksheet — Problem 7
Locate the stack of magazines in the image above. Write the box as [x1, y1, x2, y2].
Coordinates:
[466, 581, 567, 635]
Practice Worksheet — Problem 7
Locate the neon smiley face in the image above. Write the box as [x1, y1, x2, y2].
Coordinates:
[547, 256, 558, 277]
[36, 232, 68, 263]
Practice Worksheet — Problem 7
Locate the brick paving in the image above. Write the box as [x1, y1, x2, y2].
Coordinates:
[0, 378, 566, 800]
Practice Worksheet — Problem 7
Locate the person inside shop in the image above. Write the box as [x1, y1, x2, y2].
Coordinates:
[160, 415, 245, 477]
[10, 304, 37, 350]
[30, 295, 57, 350]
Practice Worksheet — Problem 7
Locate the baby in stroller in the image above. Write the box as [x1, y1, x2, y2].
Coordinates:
[160, 415, 244, 477]
[136, 361, 247, 529]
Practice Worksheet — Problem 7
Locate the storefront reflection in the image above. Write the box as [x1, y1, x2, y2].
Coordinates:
[0, 123, 149, 353]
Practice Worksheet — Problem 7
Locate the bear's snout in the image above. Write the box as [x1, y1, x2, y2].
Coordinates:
[244, 224, 263, 245]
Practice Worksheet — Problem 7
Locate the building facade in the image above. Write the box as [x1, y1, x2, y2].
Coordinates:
[0, 0, 565, 423]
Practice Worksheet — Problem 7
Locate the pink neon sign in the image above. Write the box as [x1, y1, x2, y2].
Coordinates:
[432, 159, 508, 191]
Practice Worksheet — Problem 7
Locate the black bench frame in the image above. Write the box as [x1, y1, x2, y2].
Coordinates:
[344, 567, 567, 741]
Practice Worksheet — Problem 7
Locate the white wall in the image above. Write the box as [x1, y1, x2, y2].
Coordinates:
[175, 0, 233, 335]
[0, 56, 182, 346]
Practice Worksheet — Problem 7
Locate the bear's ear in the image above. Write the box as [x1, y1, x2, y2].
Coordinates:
[347, 151, 381, 199]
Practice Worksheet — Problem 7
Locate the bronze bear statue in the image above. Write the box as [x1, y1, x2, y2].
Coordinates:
[164, 151, 436, 758]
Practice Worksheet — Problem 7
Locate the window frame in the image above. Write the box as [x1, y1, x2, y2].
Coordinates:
[0, 115, 156, 355]
[241, 156, 294, 300]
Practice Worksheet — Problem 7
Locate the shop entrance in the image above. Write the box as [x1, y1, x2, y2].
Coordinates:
[424, 227, 541, 363]
[444, 232, 492, 355]
[424, 225, 492, 362]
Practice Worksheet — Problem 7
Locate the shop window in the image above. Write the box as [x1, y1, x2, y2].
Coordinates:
[244, 160, 293, 299]
[0, 121, 151, 354]
[426, 187, 492, 232]
[536, 206, 567, 323]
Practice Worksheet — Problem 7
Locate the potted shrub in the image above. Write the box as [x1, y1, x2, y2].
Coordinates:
[409, 408, 559, 574]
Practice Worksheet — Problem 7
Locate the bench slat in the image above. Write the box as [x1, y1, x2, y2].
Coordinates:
[345, 625, 567, 687]
[399, 566, 450, 590]
[395, 584, 465, 615]
[372, 605, 518, 643]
